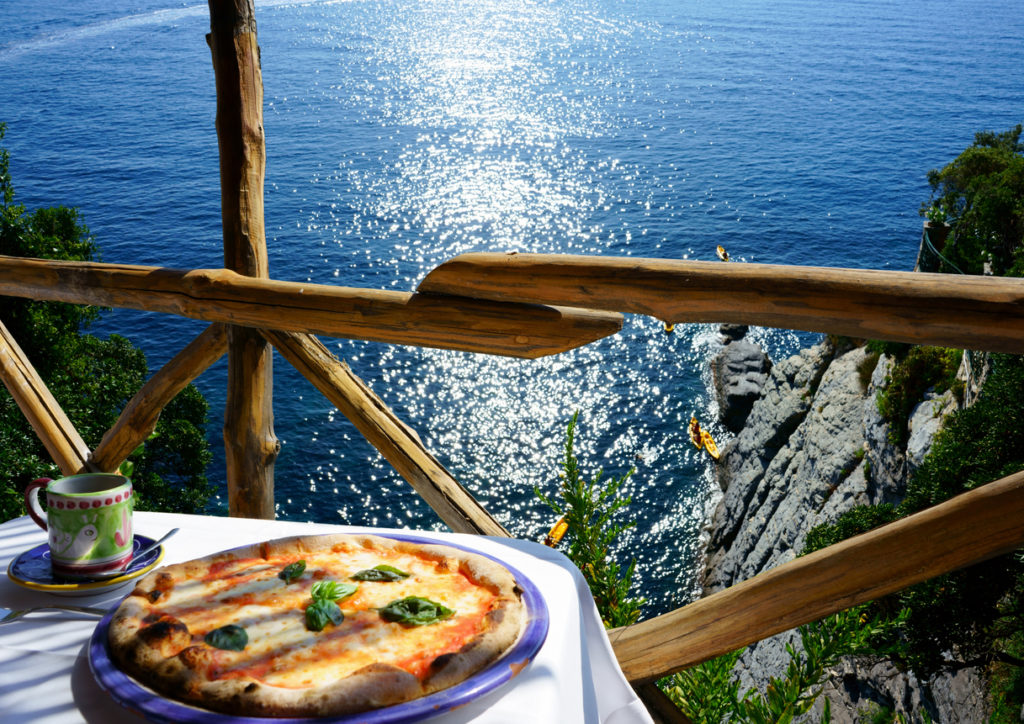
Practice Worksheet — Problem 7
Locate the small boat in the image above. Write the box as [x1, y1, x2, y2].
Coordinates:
[664, 322, 675, 334]
[701, 430, 721, 461]
[688, 417, 703, 450]
[716, 245, 730, 262]
[543, 516, 569, 547]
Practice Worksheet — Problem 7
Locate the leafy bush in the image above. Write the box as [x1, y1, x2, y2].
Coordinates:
[0, 124, 214, 520]
[663, 606, 895, 722]
[873, 346, 962, 446]
[923, 124, 1024, 277]
[535, 411, 645, 628]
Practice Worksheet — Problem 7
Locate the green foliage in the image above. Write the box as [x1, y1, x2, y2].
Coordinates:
[856, 348, 881, 391]
[0, 125, 214, 521]
[662, 648, 743, 723]
[873, 346, 962, 446]
[535, 411, 645, 628]
[663, 607, 896, 723]
[923, 124, 1024, 277]
[803, 504, 900, 554]
[902, 354, 1024, 513]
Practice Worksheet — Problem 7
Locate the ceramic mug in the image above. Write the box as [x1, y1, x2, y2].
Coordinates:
[24, 473, 134, 580]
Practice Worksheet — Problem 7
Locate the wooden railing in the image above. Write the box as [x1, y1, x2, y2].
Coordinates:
[2, 3, 1023, 722]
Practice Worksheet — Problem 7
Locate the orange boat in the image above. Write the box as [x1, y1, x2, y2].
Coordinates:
[701, 430, 721, 461]
[543, 516, 569, 547]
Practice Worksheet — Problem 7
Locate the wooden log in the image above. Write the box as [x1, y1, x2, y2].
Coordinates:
[91, 324, 229, 473]
[635, 682, 693, 724]
[0, 319, 92, 475]
[419, 253, 1024, 353]
[209, 0, 278, 519]
[0, 256, 623, 358]
[608, 469, 1024, 684]
[262, 329, 510, 536]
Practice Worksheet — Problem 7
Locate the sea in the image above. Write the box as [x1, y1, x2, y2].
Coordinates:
[1, 0, 1021, 616]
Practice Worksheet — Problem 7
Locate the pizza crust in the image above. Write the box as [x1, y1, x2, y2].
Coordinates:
[107, 533, 526, 717]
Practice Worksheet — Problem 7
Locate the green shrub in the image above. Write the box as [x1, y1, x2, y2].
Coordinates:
[663, 606, 893, 723]
[535, 411, 645, 628]
[923, 124, 1024, 277]
[874, 346, 962, 446]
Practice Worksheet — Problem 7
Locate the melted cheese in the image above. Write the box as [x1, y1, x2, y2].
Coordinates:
[153, 545, 496, 688]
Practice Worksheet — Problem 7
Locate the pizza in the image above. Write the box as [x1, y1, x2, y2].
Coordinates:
[107, 533, 527, 717]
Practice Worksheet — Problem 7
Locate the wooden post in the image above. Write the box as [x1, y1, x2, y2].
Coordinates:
[263, 329, 511, 536]
[208, 0, 278, 518]
[0, 319, 92, 475]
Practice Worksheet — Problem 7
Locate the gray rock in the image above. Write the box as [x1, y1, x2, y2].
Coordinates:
[700, 342, 987, 724]
[810, 657, 989, 723]
[711, 340, 772, 433]
[705, 342, 835, 591]
[906, 388, 958, 474]
[718, 323, 749, 343]
[862, 354, 907, 505]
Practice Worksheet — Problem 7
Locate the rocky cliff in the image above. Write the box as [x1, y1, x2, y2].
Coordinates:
[701, 329, 985, 722]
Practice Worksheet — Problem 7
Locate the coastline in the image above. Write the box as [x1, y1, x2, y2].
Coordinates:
[697, 328, 985, 722]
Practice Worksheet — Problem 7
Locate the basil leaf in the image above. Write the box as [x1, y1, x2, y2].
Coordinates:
[306, 599, 344, 631]
[204, 624, 248, 651]
[311, 580, 358, 602]
[351, 564, 410, 582]
[278, 559, 306, 583]
[379, 596, 455, 626]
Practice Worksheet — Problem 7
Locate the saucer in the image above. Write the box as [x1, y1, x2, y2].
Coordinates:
[7, 535, 165, 597]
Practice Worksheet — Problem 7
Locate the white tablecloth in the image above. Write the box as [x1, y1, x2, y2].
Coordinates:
[0, 511, 652, 723]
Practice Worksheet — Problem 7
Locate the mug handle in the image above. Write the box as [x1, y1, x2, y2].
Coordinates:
[24, 477, 52, 531]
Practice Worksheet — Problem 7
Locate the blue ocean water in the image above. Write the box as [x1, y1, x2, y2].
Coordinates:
[1, 0, 1020, 614]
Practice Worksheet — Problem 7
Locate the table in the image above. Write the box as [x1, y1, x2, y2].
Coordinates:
[0, 511, 653, 723]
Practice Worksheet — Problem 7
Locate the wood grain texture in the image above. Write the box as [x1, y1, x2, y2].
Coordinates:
[419, 253, 1024, 353]
[262, 329, 510, 536]
[0, 256, 623, 358]
[0, 319, 92, 475]
[209, 0, 276, 519]
[91, 324, 229, 473]
[608, 470, 1024, 684]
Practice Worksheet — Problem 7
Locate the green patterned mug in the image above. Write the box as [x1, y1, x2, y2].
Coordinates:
[24, 473, 134, 580]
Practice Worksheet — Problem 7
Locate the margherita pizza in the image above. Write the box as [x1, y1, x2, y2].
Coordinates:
[107, 533, 527, 717]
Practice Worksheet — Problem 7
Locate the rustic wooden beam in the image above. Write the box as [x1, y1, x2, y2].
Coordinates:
[262, 329, 510, 537]
[0, 256, 623, 358]
[91, 324, 229, 473]
[208, 0, 277, 519]
[635, 683, 693, 724]
[608, 469, 1024, 684]
[418, 253, 1024, 353]
[0, 319, 92, 475]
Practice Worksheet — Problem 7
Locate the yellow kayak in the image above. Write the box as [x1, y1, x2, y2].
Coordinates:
[716, 245, 730, 262]
[701, 430, 721, 461]
[543, 516, 569, 547]
[688, 417, 703, 450]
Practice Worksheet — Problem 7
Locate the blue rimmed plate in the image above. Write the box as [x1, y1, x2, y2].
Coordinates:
[7, 535, 165, 597]
[88, 533, 549, 723]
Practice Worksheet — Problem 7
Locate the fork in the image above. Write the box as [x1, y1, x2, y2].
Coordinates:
[0, 604, 108, 625]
